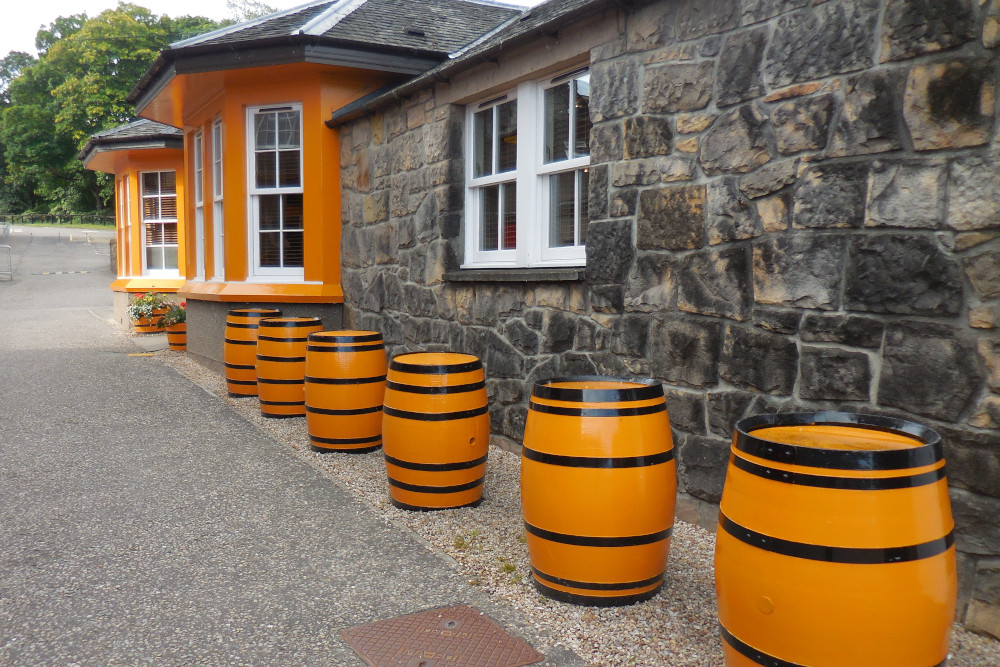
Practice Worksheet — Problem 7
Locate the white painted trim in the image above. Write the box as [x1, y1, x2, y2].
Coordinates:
[299, 0, 367, 35]
[170, 0, 329, 48]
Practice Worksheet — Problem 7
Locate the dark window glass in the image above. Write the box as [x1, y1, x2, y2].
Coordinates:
[259, 195, 280, 230]
[579, 169, 589, 245]
[284, 193, 304, 229]
[574, 76, 591, 158]
[502, 183, 516, 250]
[473, 108, 493, 178]
[544, 82, 570, 163]
[549, 171, 575, 247]
[480, 185, 499, 251]
[259, 232, 280, 267]
[256, 152, 276, 188]
[278, 150, 300, 188]
[283, 231, 304, 267]
[497, 100, 517, 173]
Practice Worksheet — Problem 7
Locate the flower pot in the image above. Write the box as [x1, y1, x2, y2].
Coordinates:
[132, 308, 168, 333]
[165, 322, 187, 351]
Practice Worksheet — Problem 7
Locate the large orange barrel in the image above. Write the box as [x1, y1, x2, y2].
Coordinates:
[255, 317, 323, 418]
[224, 308, 281, 397]
[521, 377, 676, 606]
[165, 323, 187, 351]
[381, 352, 489, 511]
[304, 330, 387, 453]
[715, 411, 956, 667]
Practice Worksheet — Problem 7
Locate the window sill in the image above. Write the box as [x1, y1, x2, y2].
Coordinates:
[444, 268, 585, 283]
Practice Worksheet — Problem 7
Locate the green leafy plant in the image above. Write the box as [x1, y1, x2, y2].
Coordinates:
[157, 301, 186, 328]
[126, 291, 170, 321]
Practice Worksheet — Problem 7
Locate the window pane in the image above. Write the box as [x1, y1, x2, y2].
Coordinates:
[256, 152, 276, 188]
[142, 198, 160, 220]
[283, 231, 304, 267]
[473, 108, 493, 178]
[497, 100, 517, 173]
[579, 169, 589, 244]
[544, 82, 570, 163]
[145, 222, 163, 245]
[146, 246, 163, 270]
[277, 111, 300, 149]
[259, 232, 280, 267]
[163, 222, 178, 245]
[480, 185, 499, 251]
[549, 171, 575, 247]
[254, 112, 275, 149]
[142, 173, 159, 196]
[278, 150, 300, 188]
[502, 183, 516, 250]
[259, 195, 280, 230]
[284, 193, 304, 229]
[160, 196, 177, 220]
[160, 171, 176, 194]
[163, 245, 178, 270]
[574, 75, 591, 158]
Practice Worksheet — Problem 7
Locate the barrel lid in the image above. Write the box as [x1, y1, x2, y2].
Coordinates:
[532, 376, 663, 403]
[734, 411, 943, 471]
[309, 330, 383, 343]
[390, 352, 481, 374]
[259, 317, 323, 328]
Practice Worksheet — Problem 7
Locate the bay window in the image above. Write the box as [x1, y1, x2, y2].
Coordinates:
[140, 170, 179, 275]
[248, 104, 303, 277]
[211, 119, 224, 280]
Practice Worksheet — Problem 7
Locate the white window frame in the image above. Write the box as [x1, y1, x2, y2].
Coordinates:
[246, 103, 304, 280]
[463, 68, 590, 270]
[211, 119, 225, 281]
[139, 170, 179, 278]
[193, 130, 206, 279]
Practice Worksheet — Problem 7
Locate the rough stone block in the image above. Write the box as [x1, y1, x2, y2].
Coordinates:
[676, 434, 731, 503]
[716, 27, 769, 107]
[637, 184, 706, 250]
[648, 315, 723, 388]
[625, 1, 676, 52]
[904, 59, 996, 151]
[798, 346, 872, 401]
[753, 307, 802, 335]
[423, 117, 464, 164]
[800, 313, 884, 349]
[624, 116, 673, 159]
[588, 164, 608, 221]
[585, 220, 635, 283]
[642, 61, 715, 113]
[675, 137, 699, 153]
[739, 160, 798, 199]
[936, 424, 1000, 498]
[591, 59, 640, 121]
[720, 326, 799, 394]
[741, 0, 809, 25]
[865, 160, 946, 229]
[951, 488, 1000, 556]
[844, 234, 963, 316]
[986, 0, 1000, 49]
[981, 338, 1000, 391]
[700, 105, 772, 175]
[770, 94, 835, 154]
[829, 70, 904, 157]
[501, 319, 540, 356]
[707, 178, 763, 244]
[793, 162, 868, 228]
[881, 0, 976, 62]
[753, 235, 845, 310]
[625, 252, 678, 312]
[764, 0, 881, 88]
[590, 121, 624, 164]
[948, 154, 1000, 232]
[675, 0, 739, 40]
[970, 302, 1000, 329]
[466, 327, 524, 379]
[965, 250, 1000, 300]
[663, 387, 707, 434]
[610, 189, 637, 217]
[678, 245, 753, 322]
[970, 395, 1000, 429]
[676, 112, 717, 134]
[707, 389, 756, 437]
[879, 322, 984, 422]
[755, 194, 789, 232]
[590, 285, 625, 314]
[611, 158, 690, 187]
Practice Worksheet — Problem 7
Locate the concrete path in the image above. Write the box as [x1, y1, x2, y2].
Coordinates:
[0, 227, 582, 665]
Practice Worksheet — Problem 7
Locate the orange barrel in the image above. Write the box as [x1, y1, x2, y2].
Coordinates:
[521, 376, 676, 606]
[715, 411, 956, 667]
[255, 317, 323, 418]
[304, 330, 387, 453]
[224, 308, 281, 397]
[165, 323, 186, 351]
[381, 352, 489, 511]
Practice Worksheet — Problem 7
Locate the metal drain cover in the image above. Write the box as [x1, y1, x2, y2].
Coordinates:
[340, 604, 545, 667]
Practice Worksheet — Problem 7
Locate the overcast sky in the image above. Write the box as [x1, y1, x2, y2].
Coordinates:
[1, 0, 540, 61]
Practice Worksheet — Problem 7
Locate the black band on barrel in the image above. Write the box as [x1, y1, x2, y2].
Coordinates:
[306, 343, 385, 352]
[532, 376, 664, 403]
[385, 380, 486, 394]
[720, 625, 807, 667]
[734, 411, 942, 471]
[383, 404, 488, 421]
[531, 566, 664, 592]
[730, 454, 947, 490]
[719, 514, 955, 564]
[308, 332, 383, 343]
[389, 358, 482, 374]
[256, 355, 306, 363]
[304, 375, 386, 385]
[523, 521, 672, 547]
[256, 377, 302, 385]
[384, 453, 488, 471]
[259, 399, 305, 406]
[259, 319, 322, 328]
[528, 402, 665, 418]
[258, 335, 310, 343]
[224, 338, 257, 345]
[225, 322, 262, 329]
[226, 378, 257, 385]
[305, 405, 382, 416]
[225, 362, 256, 370]
[523, 447, 674, 468]
[310, 434, 381, 445]
[387, 476, 485, 494]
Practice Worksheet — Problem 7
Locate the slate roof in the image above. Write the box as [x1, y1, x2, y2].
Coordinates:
[329, 0, 614, 125]
[78, 119, 184, 164]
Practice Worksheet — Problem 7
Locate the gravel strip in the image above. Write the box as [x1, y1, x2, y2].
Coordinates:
[159, 351, 999, 667]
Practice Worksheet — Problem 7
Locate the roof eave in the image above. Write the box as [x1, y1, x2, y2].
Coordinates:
[78, 135, 185, 166]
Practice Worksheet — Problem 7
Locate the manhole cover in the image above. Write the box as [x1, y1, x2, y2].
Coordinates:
[340, 604, 544, 667]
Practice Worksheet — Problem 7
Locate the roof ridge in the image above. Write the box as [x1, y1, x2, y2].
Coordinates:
[170, 0, 333, 49]
[298, 0, 368, 36]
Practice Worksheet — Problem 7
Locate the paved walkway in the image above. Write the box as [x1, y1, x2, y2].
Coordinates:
[0, 227, 582, 665]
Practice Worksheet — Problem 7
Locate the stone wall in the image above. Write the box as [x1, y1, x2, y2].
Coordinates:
[338, 0, 1000, 634]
